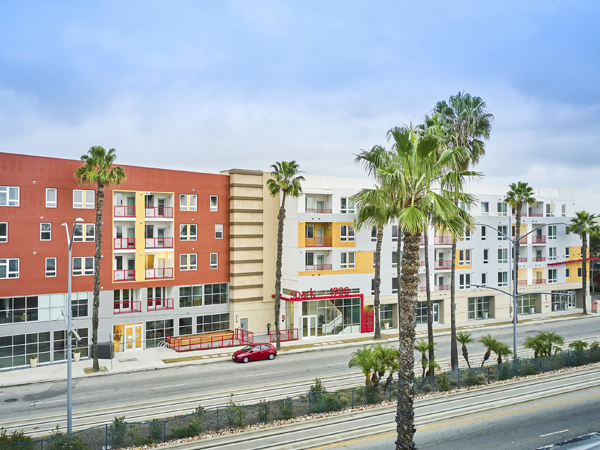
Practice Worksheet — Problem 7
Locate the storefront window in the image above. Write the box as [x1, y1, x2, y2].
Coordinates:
[468, 297, 491, 320]
[517, 294, 537, 314]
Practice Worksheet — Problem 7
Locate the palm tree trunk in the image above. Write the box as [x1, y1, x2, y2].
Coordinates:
[450, 236, 458, 371]
[395, 231, 419, 450]
[424, 229, 434, 376]
[582, 232, 588, 315]
[274, 193, 287, 351]
[374, 227, 383, 339]
[92, 181, 105, 372]
[462, 344, 471, 368]
[514, 205, 521, 290]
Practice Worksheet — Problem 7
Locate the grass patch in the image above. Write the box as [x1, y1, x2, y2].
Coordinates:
[83, 366, 108, 374]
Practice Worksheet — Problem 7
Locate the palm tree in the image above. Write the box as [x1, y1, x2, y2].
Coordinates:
[373, 344, 400, 390]
[504, 182, 537, 289]
[456, 331, 474, 368]
[524, 335, 548, 358]
[348, 346, 377, 386]
[75, 147, 126, 372]
[539, 331, 565, 356]
[494, 342, 513, 365]
[478, 334, 498, 367]
[434, 93, 494, 371]
[267, 161, 305, 350]
[353, 186, 393, 339]
[414, 338, 434, 378]
[567, 211, 599, 314]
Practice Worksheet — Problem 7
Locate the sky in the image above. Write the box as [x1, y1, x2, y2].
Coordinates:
[1, 1, 599, 211]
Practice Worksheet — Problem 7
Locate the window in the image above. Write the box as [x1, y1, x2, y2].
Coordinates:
[468, 296, 491, 320]
[459, 249, 471, 266]
[179, 194, 197, 211]
[210, 253, 218, 269]
[392, 251, 398, 268]
[0, 259, 19, 278]
[565, 226, 570, 236]
[40, 223, 52, 241]
[562, 204, 567, 217]
[498, 225, 508, 240]
[481, 273, 487, 285]
[340, 197, 354, 214]
[481, 202, 489, 216]
[459, 201, 467, 212]
[380, 304, 394, 326]
[372, 253, 376, 269]
[73, 257, 93, 276]
[71, 292, 88, 317]
[215, 224, 223, 239]
[549, 247, 557, 261]
[180, 253, 197, 271]
[548, 225, 557, 240]
[371, 279, 375, 295]
[0, 186, 19, 206]
[578, 267, 582, 278]
[341, 252, 355, 269]
[340, 225, 355, 242]
[497, 202, 507, 216]
[306, 224, 314, 238]
[392, 277, 398, 294]
[45, 258, 56, 277]
[179, 317, 193, 335]
[463, 230, 471, 241]
[566, 268, 570, 278]
[498, 249, 508, 264]
[566, 247, 570, 259]
[0, 223, 6, 243]
[392, 225, 398, 242]
[204, 283, 229, 305]
[548, 269, 557, 283]
[459, 273, 471, 290]
[179, 285, 203, 307]
[545, 204, 554, 217]
[483, 249, 489, 264]
[73, 223, 95, 242]
[113, 289, 139, 313]
[481, 226, 486, 240]
[371, 226, 377, 242]
[498, 272, 508, 287]
[46, 188, 57, 208]
[197, 313, 229, 333]
[73, 190, 94, 209]
[517, 294, 537, 315]
[180, 224, 197, 241]
[210, 195, 218, 211]
[146, 319, 174, 348]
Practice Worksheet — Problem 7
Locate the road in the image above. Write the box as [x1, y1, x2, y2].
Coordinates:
[1, 315, 599, 437]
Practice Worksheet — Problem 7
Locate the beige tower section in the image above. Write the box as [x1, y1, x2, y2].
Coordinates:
[222, 169, 278, 336]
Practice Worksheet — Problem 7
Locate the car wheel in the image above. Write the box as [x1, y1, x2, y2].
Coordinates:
[243, 356, 249, 363]
[268, 353, 275, 360]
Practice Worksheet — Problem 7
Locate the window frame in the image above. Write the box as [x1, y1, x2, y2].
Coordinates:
[566, 268, 570, 278]
[483, 249, 489, 264]
[548, 225, 557, 240]
[459, 249, 471, 266]
[498, 271, 508, 287]
[341, 252, 355, 269]
[481, 226, 486, 240]
[215, 224, 223, 239]
[46, 188, 57, 208]
[179, 253, 198, 271]
[371, 226, 377, 242]
[180, 224, 197, 241]
[210, 195, 218, 212]
[392, 225, 398, 242]
[73, 257, 93, 276]
[340, 197, 354, 214]
[0, 186, 20, 207]
[497, 248, 508, 264]
[72, 189, 95, 209]
[481, 202, 489, 215]
[0, 258, 20, 279]
[45, 257, 57, 277]
[578, 267, 582, 278]
[179, 194, 198, 211]
[0, 222, 7, 243]
[40, 223, 52, 241]
[497, 202, 507, 216]
[459, 273, 471, 290]
[548, 268, 557, 283]
[565, 247, 570, 259]
[210, 253, 218, 269]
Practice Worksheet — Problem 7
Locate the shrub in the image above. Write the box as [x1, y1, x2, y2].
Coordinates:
[149, 419, 163, 442]
[0, 428, 32, 444]
[462, 369, 483, 387]
[436, 373, 450, 392]
[44, 425, 89, 450]
[278, 398, 295, 420]
[225, 394, 246, 429]
[258, 399, 270, 422]
[497, 363, 514, 381]
[167, 421, 202, 440]
[590, 341, 599, 350]
[108, 416, 127, 448]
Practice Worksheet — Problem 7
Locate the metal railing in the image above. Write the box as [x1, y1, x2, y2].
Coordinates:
[114, 205, 135, 217]
[434, 236, 452, 245]
[434, 260, 452, 270]
[305, 208, 332, 213]
[145, 237, 174, 249]
[435, 284, 451, 291]
[305, 264, 333, 271]
[166, 328, 254, 352]
[114, 238, 136, 249]
[532, 235, 546, 244]
[533, 278, 546, 284]
[305, 237, 333, 247]
[269, 328, 299, 342]
[145, 206, 174, 218]
[518, 257, 528, 262]
[147, 298, 174, 311]
[145, 268, 174, 280]
[113, 301, 142, 314]
[114, 269, 135, 282]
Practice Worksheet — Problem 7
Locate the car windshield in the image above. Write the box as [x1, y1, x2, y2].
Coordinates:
[240, 345, 254, 351]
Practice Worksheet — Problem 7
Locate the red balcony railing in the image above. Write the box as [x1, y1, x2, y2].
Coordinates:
[114, 238, 136, 250]
[145, 237, 174, 249]
[305, 264, 333, 271]
[418, 286, 428, 292]
[518, 280, 528, 285]
[114, 205, 135, 217]
[305, 237, 333, 247]
[165, 329, 254, 352]
[114, 269, 135, 282]
[534, 256, 546, 262]
[147, 298, 174, 311]
[113, 300, 142, 314]
[518, 257, 528, 262]
[145, 268, 173, 280]
[435, 260, 452, 270]
[305, 208, 332, 214]
[529, 213, 543, 217]
[145, 206, 173, 218]
[436, 284, 451, 291]
[269, 328, 299, 342]
[514, 237, 528, 244]
[534, 278, 546, 284]
[434, 236, 453, 245]
[532, 235, 546, 244]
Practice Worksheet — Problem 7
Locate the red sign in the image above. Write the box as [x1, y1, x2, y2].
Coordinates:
[330, 287, 350, 296]
[289, 287, 351, 298]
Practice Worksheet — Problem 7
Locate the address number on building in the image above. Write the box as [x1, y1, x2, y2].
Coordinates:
[330, 287, 350, 296]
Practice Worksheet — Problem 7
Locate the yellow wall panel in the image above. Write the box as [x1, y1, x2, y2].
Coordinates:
[455, 249, 472, 270]
[332, 222, 357, 248]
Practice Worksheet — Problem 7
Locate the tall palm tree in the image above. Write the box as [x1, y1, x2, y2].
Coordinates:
[433, 92, 494, 372]
[567, 211, 599, 314]
[456, 331, 474, 368]
[353, 186, 393, 339]
[75, 147, 126, 372]
[357, 125, 470, 450]
[267, 161, 305, 350]
[504, 182, 537, 289]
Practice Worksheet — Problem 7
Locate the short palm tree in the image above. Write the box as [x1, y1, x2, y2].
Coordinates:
[478, 334, 498, 367]
[414, 338, 435, 378]
[267, 161, 305, 350]
[524, 335, 548, 358]
[504, 182, 537, 289]
[348, 346, 377, 386]
[434, 92, 494, 371]
[456, 331, 474, 368]
[353, 186, 393, 339]
[539, 331, 565, 355]
[569, 340, 589, 351]
[75, 147, 126, 372]
[373, 344, 400, 387]
[494, 342, 513, 365]
[567, 211, 599, 314]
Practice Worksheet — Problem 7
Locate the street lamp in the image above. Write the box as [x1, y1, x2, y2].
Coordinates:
[62, 218, 84, 433]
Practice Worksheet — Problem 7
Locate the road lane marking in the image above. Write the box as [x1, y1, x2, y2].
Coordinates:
[30, 399, 65, 405]
[329, 363, 348, 366]
[247, 372, 275, 377]
[540, 429, 569, 437]
[150, 384, 186, 390]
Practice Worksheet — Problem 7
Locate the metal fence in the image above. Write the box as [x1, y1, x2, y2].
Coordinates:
[3, 347, 599, 450]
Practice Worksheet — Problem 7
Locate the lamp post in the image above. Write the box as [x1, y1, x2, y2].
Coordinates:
[62, 218, 83, 433]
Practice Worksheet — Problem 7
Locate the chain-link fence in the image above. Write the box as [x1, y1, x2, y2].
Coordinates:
[2, 347, 599, 449]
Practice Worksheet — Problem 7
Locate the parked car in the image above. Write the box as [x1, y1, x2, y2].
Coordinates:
[232, 343, 277, 363]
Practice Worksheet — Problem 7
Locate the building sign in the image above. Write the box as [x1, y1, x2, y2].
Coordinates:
[289, 287, 351, 299]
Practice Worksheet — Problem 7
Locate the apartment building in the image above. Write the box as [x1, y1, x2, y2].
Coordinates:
[277, 176, 591, 340]
[0, 153, 230, 368]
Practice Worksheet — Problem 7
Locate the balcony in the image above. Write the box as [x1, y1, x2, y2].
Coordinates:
[511, 212, 543, 218]
[305, 208, 332, 214]
[114, 269, 135, 282]
[518, 257, 528, 263]
[435, 284, 451, 291]
[114, 206, 135, 218]
[305, 264, 333, 271]
[113, 301, 142, 314]
[420, 260, 426, 266]
[518, 280, 528, 286]
[533, 256, 546, 262]
[147, 298, 174, 311]
[145, 268, 174, 280]
[114, 238, 136, 250]
[513, 237, 528, 244]
[145, 207, 173, 219]
[434, 260, 452, 270]
[533, 278, 546, 284]
[305, 237, 333, 247]
[145, 237, 174, 249]
[418, 286, 427, 292]
[532, 235, 546, 244]
[434, 236, 453, 245]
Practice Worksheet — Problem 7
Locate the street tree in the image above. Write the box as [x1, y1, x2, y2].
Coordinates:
[478, 334, 498, 367]
[456, 331, 474, 368]
[348, 346, 377, 386]
[567, 211, 599, 314]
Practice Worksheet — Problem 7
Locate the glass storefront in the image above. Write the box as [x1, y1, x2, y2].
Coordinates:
[468, 296, 492, 320]
[300, 297, 361, 338]
[517, 294, 537, 314]
[551, 290, 576, 311]
[416, 302, 439, 325]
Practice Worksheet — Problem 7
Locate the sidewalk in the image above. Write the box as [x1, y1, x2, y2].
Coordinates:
[0, 309, 596, 388]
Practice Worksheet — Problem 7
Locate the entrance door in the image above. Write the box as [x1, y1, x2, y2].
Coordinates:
[302, 316, 317, 338]
[316, 228, 324, 246]
[157, 198, 166, 217]
[432, 303, 440, 323]
[316, 200, 324, 212]
[317, 254, 325, 270]
[124, 324, 143, 351]
[240, 318, 248, 331]
[157, 228, 166, 248]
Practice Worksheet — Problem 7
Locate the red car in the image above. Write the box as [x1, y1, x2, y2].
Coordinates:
[232, 343, 277, 363]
